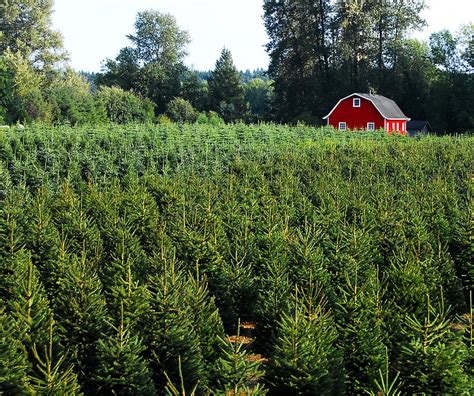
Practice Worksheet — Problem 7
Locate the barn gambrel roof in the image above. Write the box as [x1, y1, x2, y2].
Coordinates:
[323, 93, 410, 120]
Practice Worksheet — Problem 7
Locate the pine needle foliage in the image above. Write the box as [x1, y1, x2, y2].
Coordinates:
[266, 286, 342, 394]
[28, 316, 82, 395]
[398, 294, 470, 394]
[0, 307, 31, 394]
[214, 321, 265, 394]
[0, 123, 472, 394]
[93, 302, 156, 395]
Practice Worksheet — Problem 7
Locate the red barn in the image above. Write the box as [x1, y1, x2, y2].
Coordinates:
[323, 93, 410, 134]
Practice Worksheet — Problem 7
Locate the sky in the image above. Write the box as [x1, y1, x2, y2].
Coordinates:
[51, 0, 473, 73]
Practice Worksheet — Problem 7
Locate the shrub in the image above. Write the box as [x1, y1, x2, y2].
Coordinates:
[166, 98, 197, 123]
[96, 86, 155, 124]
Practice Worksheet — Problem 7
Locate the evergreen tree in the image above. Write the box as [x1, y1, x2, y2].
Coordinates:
[0, 187, 24, 301]
[208, 49, 247, 122]
[93, 302, 156, 395]
[398, 295, 470, 394]
[214, 325, 265, 395]
[183, 271, 226, 384]
[335, 273, 386, 395]
[265, 286, 343, 394]
[53, 252, 109, 392]
[25, 186, 61, 295]
[144, 262, 207, 393]
[106, 231, 151, 335]
[0, 308, 31, 394]
[28, 316, 82, 395]
[7, 250, 53, 362]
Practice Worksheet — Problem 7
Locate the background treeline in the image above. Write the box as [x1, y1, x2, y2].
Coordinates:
[1, 0, 473, 132]
[0, 123, 473, 394]
[263, 0, 473, 131]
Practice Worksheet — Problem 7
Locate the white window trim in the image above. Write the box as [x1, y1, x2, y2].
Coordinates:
[353, 98, 361, 107]
[367, 122, 375, 131]
[339, 122, 347, 131]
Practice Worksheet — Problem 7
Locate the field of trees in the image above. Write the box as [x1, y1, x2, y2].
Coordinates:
[0, 123, 472, 394]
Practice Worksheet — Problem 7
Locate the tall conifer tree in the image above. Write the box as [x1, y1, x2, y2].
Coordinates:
[208, 49, 247, 122]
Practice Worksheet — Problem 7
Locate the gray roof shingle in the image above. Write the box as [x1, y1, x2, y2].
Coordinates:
[356, 93, 410, 120]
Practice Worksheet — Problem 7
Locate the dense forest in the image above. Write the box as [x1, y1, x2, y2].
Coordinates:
[0, 0, 473, 131]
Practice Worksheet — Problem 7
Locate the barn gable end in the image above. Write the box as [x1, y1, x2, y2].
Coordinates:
[324, 93, 410, 134]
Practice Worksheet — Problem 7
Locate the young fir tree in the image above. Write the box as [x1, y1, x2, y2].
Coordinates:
[93, 302, 156, 395]
[53, 251, 109, 392]
[265, 286, 343, 394]
[208, 48, 248, 122]
[253, 229, 293, 353]
[0, 187, 24, 301]
[103, 226, 151, 330]
[335, 271, 386, 395]
[144, 260, 207, 393]
[0, 307, 31, 394]
[51, 181, 103, 268]
[7, 250, 54, 365]
[28, 316, 82, 395]
[213, 322, 265, 395]
[183, 270, 226, 385]
[398, 295, 470, 394]
[24, 186, 61, 295]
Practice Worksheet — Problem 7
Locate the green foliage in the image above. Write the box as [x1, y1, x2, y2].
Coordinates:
[214, 327, 265, 394]
[94, 303, 156, 395]
[28, 317, 82, 395]
[0, 123, 471, 394]
[98, 10, 190, 114]
[336, 273, 386, 394]
[398, 295, 470, 394]
[53, 252, 109, 391]
[0, 308, 30, 394]
[145, 263, 207, 392]
[7, 250, 53, 357]
[208, 49, 248, 122]
[166, 97, 197, 123]
[265, 287, 342, 394]
[46, 70, 106, 125]
[0, 0, 66, 68]
[365, 347, 402, 396]
[0, 51, 51, 123]
[96, 86, 155, 124]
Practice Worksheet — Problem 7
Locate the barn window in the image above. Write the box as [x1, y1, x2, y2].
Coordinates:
[339, 122, 347, 130]
[367, 122, 375, 131]
[353, 98, 361, 107]
[402, 123, 405, 131]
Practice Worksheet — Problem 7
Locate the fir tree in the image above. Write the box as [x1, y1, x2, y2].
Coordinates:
[7, 250, 54, 362]
[24, 186, 61, 295]
[104, 227, 151, 334]
[208, 48, 248, 122]
[0, 188, 24, 301]
[265, 286, 343, 394]
[398, 295, 470, 394]
[335, 272, 386, 395]
[183, 271, 226, 385]
[28, 316, 82, 395]
[93, 302, 156, 395]
[214, 323, 265, 395]
[53, 251, 109, 392]
[144, 261, 206, 393]
[0, 307, 31, 394]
